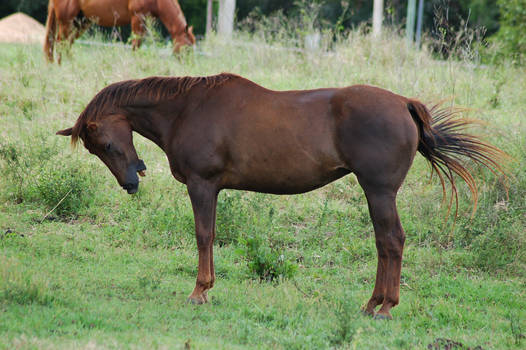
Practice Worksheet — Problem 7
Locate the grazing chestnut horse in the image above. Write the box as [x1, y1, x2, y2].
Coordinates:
[57, 73, 506, 319]
[44, 0, 196, 62]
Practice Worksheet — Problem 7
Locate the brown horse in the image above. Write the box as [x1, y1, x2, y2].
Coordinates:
[44, 0, 196, 63]
[56, 73, 506, 319]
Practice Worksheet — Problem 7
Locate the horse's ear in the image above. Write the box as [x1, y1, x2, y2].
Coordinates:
[56, 127, 73, 136]
[87, 122, 98, 133]
[188, 26, 193, 35]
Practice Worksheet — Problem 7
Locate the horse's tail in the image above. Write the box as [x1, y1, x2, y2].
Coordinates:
[407, 99, 508, 218]
[44, 0, 56, 62]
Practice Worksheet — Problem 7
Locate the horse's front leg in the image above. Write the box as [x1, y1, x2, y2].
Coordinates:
[70, 17, 91, 43]
[186, 179, 218, 304]
[130, 15, 146, 50]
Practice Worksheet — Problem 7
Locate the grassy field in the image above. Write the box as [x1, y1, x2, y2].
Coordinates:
[0, 28, 525, 349]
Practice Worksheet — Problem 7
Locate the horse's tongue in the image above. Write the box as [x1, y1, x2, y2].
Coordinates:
[138, 170, 146, 177]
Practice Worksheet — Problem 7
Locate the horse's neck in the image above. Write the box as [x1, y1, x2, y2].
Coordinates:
[126, 107, 172, 150]
[158, 0, 187, 34]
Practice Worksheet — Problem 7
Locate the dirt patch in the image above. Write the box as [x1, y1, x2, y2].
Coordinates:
[0, 12, 45, 44]
[427, 338, 484, 350]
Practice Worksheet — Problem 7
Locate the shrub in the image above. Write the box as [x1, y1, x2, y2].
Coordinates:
[0, 136, 96, 218]
[215, 191, 245, 246]
[30, 160, 95, 218]
[238, 234, 297, 282]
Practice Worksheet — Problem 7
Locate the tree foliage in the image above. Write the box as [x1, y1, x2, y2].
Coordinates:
[494, 0, 526, 61]
[0, 0, 48, 23]
[0, 0, 500, 37]
[0, 0, 524, 59]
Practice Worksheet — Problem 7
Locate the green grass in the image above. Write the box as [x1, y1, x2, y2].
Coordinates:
[0, 27, 525, 349]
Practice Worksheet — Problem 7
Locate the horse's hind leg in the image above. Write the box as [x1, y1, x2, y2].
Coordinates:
[56, 20, 74, 64]
[332, 88, 417, 318]
[360, 183, 405, 319]
[53, 0, 80, 64]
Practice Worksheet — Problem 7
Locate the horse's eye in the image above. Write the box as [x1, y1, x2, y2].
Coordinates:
[105, 143, 112, 151]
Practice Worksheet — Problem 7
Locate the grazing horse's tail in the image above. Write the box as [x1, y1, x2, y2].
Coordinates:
[407, 99, 508, 217]
[44, 0, 57, 62]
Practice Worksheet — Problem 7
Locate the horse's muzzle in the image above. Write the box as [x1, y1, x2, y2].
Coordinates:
[123, 159, 146, 194]
[122, 182, 139, 194]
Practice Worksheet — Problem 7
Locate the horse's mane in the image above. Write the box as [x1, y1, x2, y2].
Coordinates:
[71, 73, 238, 145]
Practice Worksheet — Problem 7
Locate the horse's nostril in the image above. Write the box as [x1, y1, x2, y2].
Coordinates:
[122, 182, 139, 194]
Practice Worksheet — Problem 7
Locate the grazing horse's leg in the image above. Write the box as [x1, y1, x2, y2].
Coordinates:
[44, 0, 57, 62]
[56, 20, 72, 64]
[130, 15, 146, 50]
[70, 17, 91, 43]
[186, 179, 218, 304]
[361, 187, 405, 319]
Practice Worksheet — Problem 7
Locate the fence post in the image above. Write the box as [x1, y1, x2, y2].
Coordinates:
[406, 0, 416, 42]
[206, 0, 213, 35]
[218, 0, 235, 37]
[372, 0, 383, 37]
[415, 0, 425, 46]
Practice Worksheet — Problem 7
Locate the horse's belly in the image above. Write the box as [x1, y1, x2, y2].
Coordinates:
[80, 0, 131, 26]
[221, 114, 347, 194]
[223, 152, 350, 195]
[227, 167, 350, 195]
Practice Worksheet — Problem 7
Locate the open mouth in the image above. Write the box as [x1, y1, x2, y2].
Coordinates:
[137, 159, 147, 177]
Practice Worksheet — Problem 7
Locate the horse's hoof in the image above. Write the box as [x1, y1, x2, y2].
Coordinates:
[186, 296, 205, 305]
[186, 292, 208, 305]
[374, 312, 393, 320]
[361, 308, 375, 317]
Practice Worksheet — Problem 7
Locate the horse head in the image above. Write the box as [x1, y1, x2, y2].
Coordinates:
[173, 25, 196, 53]
[57, 114, 146, 194]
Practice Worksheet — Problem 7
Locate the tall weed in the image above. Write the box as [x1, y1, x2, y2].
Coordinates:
[238, 233, 298, 282]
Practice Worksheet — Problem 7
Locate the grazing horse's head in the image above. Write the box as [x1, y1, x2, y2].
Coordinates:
[173, 25, 195, 53]
[57, 114, 146, 194]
